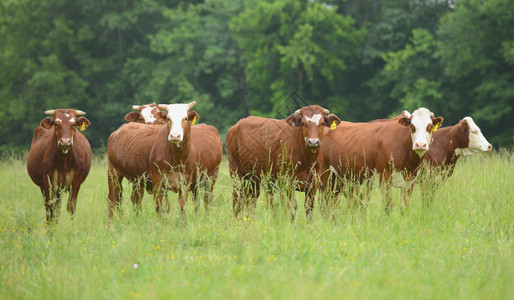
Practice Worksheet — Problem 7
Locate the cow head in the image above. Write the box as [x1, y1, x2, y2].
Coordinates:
[398, 107, 443, 157]
[125, 103, 167, 125]
[455, 117, 492, 156]
[158, 101, 199, 147]
[285, 105, 341, 150]
[41, 109, 90, 154]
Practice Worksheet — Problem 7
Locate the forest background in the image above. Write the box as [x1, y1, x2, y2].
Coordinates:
[1, 0, 512, 151]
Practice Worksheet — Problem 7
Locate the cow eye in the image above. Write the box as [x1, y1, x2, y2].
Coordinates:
[410, 124, 416, 132]
[471, 130, 478, 134]
[427, 124, 433, 132]
[301, 122, 306, 127]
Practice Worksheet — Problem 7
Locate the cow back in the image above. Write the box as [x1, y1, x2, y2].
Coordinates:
[227, 116, 302, 178]
[107, 122, 162, 179]
[323, 120, 418, 178]
[191, 124, 223, 175]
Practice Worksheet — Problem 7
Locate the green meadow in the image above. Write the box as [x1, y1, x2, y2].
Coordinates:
[0, 151, 512, 299]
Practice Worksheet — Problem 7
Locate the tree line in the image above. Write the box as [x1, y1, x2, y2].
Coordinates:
[0, 0, 512, 151]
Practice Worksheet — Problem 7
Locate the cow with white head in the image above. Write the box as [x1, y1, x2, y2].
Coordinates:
[149, 101, 222, 216]
[125, 103, 166, 125]
[158, 101, 199, 147]
[397, 107, 444, 157]
[108, 101, 222, 219]
[419, 116, 492, 206]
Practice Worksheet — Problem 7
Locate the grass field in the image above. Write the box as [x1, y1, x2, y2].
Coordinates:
[0, 151, 512, 299]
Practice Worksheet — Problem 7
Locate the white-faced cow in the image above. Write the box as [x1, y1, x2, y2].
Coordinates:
[149, 101, 222, 215]
[322, 107, 443, 213]
[27, 109, 92, 223]
[226, 105, 341, 219]
[124, 103, 166, 125]
[107, 101, 222, 219]
[419, 116, 492, 205]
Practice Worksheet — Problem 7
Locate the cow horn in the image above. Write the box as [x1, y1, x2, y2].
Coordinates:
[324, 109, 330, 115]
[75, 110, 86, 116]
[188, 101, 197, 109]
[294, 109, 301, 115]
[158, 104, 169, 110]
[44, 110, 55, 115]
[132, 105, 141, 110]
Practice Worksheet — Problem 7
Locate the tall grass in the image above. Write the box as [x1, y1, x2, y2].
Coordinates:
[0, 151, 512, 299]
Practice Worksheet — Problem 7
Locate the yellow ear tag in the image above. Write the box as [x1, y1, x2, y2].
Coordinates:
[192, 116, 197, 125]
[432, 123, 439, 132]
[80, 123, 86, 131]
[330, 121, 337, 130]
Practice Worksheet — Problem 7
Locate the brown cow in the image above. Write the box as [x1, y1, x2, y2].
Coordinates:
[27, 109, 92, 223]
[149, 101, 223, 215]
[124, 103, 166, 125]
[107, 101, 222, 218]
[226, 105, 341, 218]
[107, 122, 160, 217]
[108, 103, 222, 216]
[322, 107, 443, 213]
[109, 103, 167, 212]
[419, 116, 492, 205]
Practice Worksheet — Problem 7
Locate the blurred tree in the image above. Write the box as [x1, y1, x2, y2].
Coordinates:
[146, 0, 246, 137]
[437, 0, 514, 144]
[370, 28, 444, 115]
[0, 0, 511, 151]
[230, 0, 365, 117]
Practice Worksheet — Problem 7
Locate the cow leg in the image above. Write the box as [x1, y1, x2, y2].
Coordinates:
[380, 172, 393, 215]
[67, 179, 83, 218]
[400, 178, 415, 213]
[204, 177, 216, 214]
[240, 177, 260, 217]
[233, 187, 242, 218]
[177, 181, 192, 223]
[107, 168, 123, 220]
[191, 183, 199, 214]
[304, 189, 315, 221]
[248, 178, 261, 216]
[131, 179, 145, 214]
[153, 180, 168, 214]
[43, 176, 60, 224]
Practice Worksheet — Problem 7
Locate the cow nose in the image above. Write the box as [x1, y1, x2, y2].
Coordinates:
[169, 133, 181, 141]
[414, 142, 427, 150]
[307, 138, 320, 148]
[487, 144, 492, 151]
[59, 138, 72, 148]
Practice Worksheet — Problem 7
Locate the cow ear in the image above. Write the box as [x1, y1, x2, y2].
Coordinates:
[76, 117, 90, 130]
[125, 112, 141, 123]
[323, 114, 341, 127]
[286, 112, 302, 127]
[188, 111, 199, 123]
[432, 116, 444, 127]
[40, 117, 54, 129]
[398, 116, 412, 126]
[459, 119, 468, 132]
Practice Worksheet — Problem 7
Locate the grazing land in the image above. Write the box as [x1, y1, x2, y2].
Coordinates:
[0, 151, 512, 299]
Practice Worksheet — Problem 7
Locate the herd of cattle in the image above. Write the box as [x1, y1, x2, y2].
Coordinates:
[26, 103, 492, 223]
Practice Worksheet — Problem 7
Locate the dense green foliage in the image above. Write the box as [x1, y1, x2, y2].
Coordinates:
[1, 0, 512, 149]
[1, 152, 512, 298]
